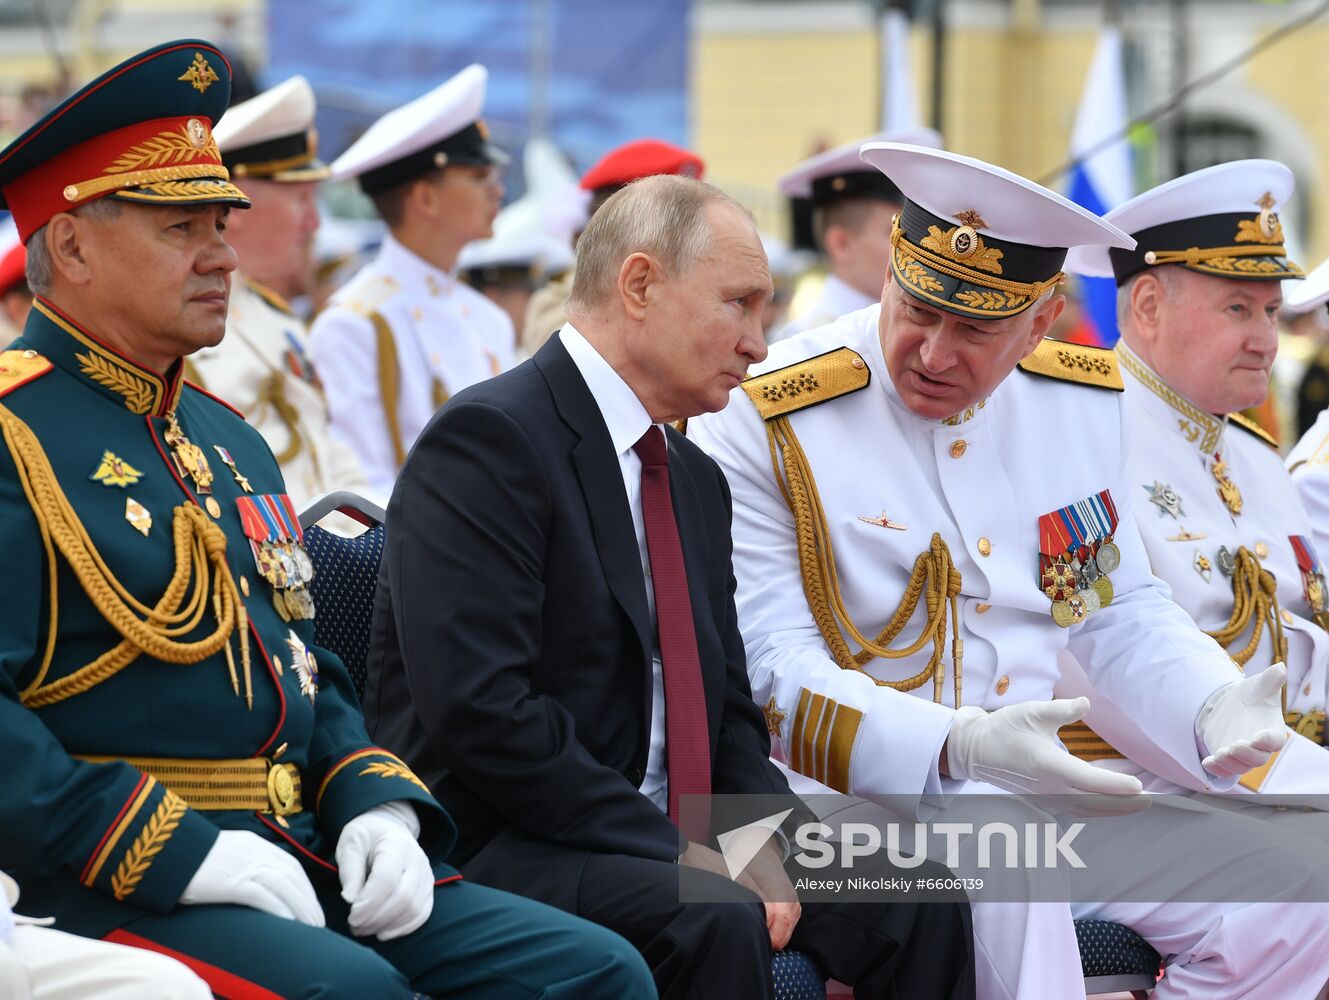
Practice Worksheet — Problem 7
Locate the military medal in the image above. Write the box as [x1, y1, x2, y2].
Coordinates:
[1216, 545, 1236, 578]
[1211, 453, 1243, 516]
[286, 630, 319, 703]
[213, 445, 252, 493]
[1143, 481, 1185, 519]
[1194, 550, 1213, 583]
[163, 413, 213, 494]
[90, 450, 142, 488]
[1290, 535, 1329, 628]
[1039, 489, 1119, 627]
[236, 494, 316, 620]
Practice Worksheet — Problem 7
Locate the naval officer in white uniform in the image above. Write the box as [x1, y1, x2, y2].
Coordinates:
[1286, 256, 1329, 568]
[1064, 160, 1329, 809]
[309, 65, 515, 495]
[689, 142, 1329, 1000]
[189, 75, 372, 512]
[772, 128, 940, 343]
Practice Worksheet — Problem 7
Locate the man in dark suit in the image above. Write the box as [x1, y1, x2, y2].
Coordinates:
[364, 174, 976, 998]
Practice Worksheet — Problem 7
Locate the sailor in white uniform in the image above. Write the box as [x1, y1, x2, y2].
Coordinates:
[772, 128, 940, 343]
[1287, 257, 1329, 571]
[308, 65, 515, 495]
[689, 142, 1329, 1000]
[188, 77, 371, 514]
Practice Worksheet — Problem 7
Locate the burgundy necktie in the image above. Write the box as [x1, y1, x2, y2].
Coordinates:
[633, 426, 712, 841]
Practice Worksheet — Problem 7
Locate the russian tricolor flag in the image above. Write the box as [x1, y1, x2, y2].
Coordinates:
[1066, 28, 1132, 346]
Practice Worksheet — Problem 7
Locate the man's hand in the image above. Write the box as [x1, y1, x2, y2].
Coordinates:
[1199, 664, 1289, 778]
[945, 698, 1145, 799]
[680, 841, 802, 950]
[180, 831, 324, 926]
[336, 802, 434, 941]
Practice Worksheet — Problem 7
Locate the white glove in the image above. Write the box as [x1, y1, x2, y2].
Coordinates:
[1198, 663, 1289, 778]
[180, 830, 324, 926]
[946, 698, 1145, 797]
[336, 801, 434, 941]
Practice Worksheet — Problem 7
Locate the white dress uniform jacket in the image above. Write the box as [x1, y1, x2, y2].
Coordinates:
[1100, 342, 1329, 794]
[308, 234, 516, 495]
[189, 276, 373, 511]
[1289, 406, 1329, 572]
[770, 274, 877, 345]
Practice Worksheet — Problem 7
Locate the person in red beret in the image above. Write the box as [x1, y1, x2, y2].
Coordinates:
[520, 138, 704, 355]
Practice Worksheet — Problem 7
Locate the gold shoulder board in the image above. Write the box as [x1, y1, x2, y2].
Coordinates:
[1228, 411, 1278, 449]
[245, 279, 296, 317]
[1017, 339, 1123, 391]
[740, 347, 870, 421]
[345, 275, 402, 318]
[0, 350, 52, 397]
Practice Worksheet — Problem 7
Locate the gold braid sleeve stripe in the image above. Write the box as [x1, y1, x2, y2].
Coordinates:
[110, 789, 187, 900]
[257, 373, 305, 466]
[84, 776, 159, 888]
[316, 749, 427, 811]
[370, 312, 406, 468]
[787, 688, 864, 793]
[766, 412, 964, 707]
[0, 403, 250, 707]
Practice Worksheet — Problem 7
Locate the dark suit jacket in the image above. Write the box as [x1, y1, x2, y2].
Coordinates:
[364, 335, 795, 866]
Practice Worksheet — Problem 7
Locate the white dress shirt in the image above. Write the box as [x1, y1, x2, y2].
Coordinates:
[559, 323, 669, 811]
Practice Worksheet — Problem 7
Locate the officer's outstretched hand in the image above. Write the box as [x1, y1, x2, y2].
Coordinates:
[1198, 663, 1289, 778]
[336, 801, 433, 941]
[945, 698, 1145, 799]
[180, 830, 324, 926]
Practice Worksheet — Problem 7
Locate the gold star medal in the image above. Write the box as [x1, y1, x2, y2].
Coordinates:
[213, 445, 252, 493]
[89, 450, 142, 488]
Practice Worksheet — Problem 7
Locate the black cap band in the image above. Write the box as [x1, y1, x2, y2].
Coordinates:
[358, 121, 501, 195]
[809, 169, 902, 206]
[1107, 211, 1298, 285]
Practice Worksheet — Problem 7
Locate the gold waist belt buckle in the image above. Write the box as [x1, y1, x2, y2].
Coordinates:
[1286, 710, 1326, 746]
[76, 754, 302, 816]
[1057, 721, 1125, 762]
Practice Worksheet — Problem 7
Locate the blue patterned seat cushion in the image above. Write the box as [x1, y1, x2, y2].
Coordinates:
[1076, 918, 1160, 978]
[773, 951, 825, 1000]
[305, 523, 385, 700]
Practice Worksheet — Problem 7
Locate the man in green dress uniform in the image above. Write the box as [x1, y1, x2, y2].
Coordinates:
[0, 39, 653, 1000]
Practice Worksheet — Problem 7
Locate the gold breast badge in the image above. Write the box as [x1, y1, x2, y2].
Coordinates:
[163, 413, 214, 494]
[857, 511, 908, 531]
[89, 450, 143, 488]
[1211, 453, 1242, 516]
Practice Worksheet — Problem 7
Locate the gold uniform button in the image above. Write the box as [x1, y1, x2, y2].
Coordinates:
[1281, 609, 1294, 625]
[949, 440, 968, 459]
[240, 575, 250, 597]
[1255, 542, 1269, 559]
[975, 603, 992, 614]
[22, 349, 37, 359]
[204, 496, 222, 519]
[851, 356, 866, 370]
[978, 537, 992, 557]
[996, 675, 1011, 696]
[1305, 683, 1313, 696]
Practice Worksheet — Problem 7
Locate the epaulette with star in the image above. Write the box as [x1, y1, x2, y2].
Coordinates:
[245, 278, 297, 317]
[1228, 411, 1278, 449]
[1017, 339, 1123, 391]
[0, 349, 52, 398]
[740, 347, 871, 421]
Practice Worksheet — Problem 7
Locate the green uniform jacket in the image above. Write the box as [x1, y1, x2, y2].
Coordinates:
[0, 297, 456, 936]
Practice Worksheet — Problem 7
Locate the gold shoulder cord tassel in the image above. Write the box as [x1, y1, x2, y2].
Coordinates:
[257, 373, 306, 468]
[1206, 546, 1288, 710]
[0, 404, 252, 709]
[767, 415, 964, 707]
